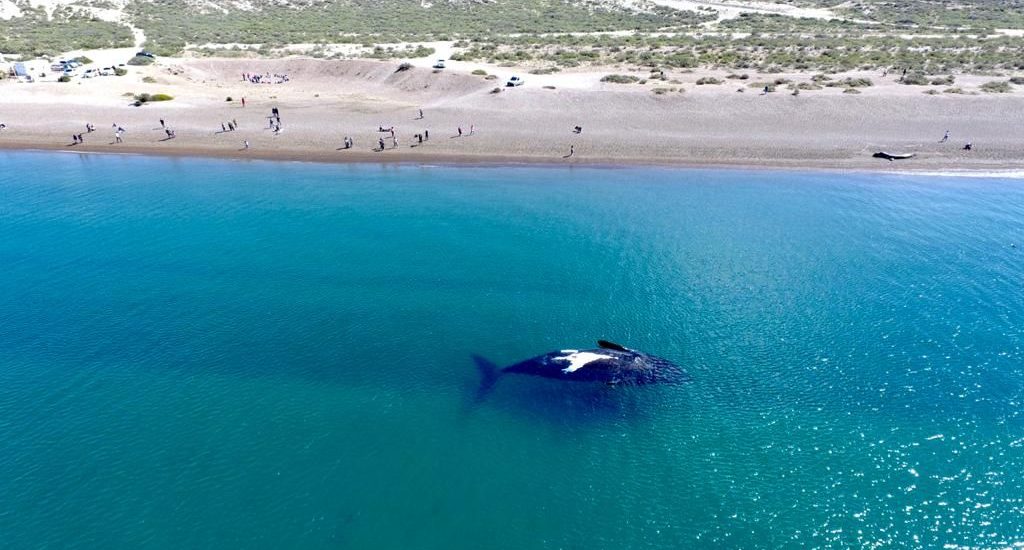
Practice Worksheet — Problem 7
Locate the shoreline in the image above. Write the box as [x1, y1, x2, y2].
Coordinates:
[3, 57, 1023, 177]
[5, 141, 1024, 177]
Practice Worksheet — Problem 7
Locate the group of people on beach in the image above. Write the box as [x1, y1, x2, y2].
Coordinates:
[242, 72, 289, 84]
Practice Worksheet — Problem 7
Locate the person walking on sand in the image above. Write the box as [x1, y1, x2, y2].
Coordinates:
[244, 140, 249, 149]
[458, 127, 462, 137]
[941, 130, 950, 143]
[241, 97, 246, 108]
[378, 137, 385, 151]
[470, 125, 474, 135]
[418, 109, 423, 119]
[115, 130, 123, 144]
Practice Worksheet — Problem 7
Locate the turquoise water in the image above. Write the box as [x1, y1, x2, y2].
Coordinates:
[1, 151, 1022, 548]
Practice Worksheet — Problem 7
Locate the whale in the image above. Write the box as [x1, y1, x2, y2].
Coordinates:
[474, 340, 688, 398]
[873, 151, 916, 161]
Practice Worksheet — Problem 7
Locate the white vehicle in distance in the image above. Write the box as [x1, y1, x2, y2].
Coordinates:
[432, 59, 446, 69]
[506, 75, 524, 87]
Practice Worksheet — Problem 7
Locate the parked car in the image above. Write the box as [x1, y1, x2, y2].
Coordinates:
[506, 75, 524, 87]
[432, 59, 446, 69]
[136, 51, 156, 59]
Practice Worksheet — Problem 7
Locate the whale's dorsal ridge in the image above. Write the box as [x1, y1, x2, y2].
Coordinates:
[597, 340, 629, 352]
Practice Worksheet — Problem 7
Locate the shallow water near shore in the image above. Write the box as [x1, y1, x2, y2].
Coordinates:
[1, 151, 1022, 548]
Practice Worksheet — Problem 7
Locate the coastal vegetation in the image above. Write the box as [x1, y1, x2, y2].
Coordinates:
[0, 0, 1022, 79]
[0, 6, 132, 57]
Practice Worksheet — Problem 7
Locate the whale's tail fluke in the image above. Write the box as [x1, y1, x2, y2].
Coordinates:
[473, 355, 502, 401]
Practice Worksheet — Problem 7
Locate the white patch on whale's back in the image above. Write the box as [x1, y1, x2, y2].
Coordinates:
[555, 351, 613, 373]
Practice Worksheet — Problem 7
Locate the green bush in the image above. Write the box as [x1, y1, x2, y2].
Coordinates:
[900, 73, 930, 85]
[133, 92, 174, 104]
[695, 77, 723, 85]
[1010, 76, 1024, 85]
[980, 80, 1012, 93]
[73, 56, 92, 65]
[826, 77, 873, 88]
[57, 75, 71, 82]
[114, 67, 127, 76]
[930, 75, 955, 85]
[471, 69, 487, 76]
[127, 55, 154, 66]
[143, 76, 156, 83]
[843, 87, 861, 94]
[943, 87, 965, 94]
[601, 74, 640, 84]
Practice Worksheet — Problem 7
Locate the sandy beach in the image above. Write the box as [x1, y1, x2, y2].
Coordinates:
[2, 53, 1023, 172]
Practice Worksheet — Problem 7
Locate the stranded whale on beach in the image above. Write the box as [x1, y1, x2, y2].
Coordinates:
[474, 340, 689, 397]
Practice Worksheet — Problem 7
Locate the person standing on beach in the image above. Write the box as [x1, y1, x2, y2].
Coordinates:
[458, 127, 462, 137]
[418, 109, 423, 119]
[115, 130, 123, 143]
[424, 129, 429, 140]
[378, 137, 385, 151]
[470, 125, 474, 135]
[244, 140, 249, 149]
[241, 97, 246, 108]
[941, 130, 950, 143]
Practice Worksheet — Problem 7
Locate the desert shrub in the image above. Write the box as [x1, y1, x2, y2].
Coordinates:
[484, 74, 498, 80]
[142, 76, 156, 83]
[471, 69, 487, 75]
[114, 67, 127, 76]
[127, 55, 154, 66]
[796, 82, 822, 90]
[980, 80, 1012, 93]
[490, 87, 501, 94]
[900, 73, 930, 85]
[73, 56, 92, 65]
[134, 92, 173, 103]
[811, 74, 832, 82]
[923, 89, 939, 95]
[748, 81, 776, 91]
[943, 87, 965, 94]
[826, 77, 872, 88]
[1010, 76, 1024, 85]
[726, 73, 749, 80]
[652, 87, 677, 94]
[930, 75, 955, 85]
[696, 76, 723, 85]
[843, 87, 861, 94]
[395, 62, 412, 72]
[58, 75, 71, 82]
[601, 74, 640, 84]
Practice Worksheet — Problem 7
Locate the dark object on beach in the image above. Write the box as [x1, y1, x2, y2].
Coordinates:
[396, 62, 412, 73]
[963, 142, 973, 150]
[873, 151, 916, 161]
[474, 340, 689, 399]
